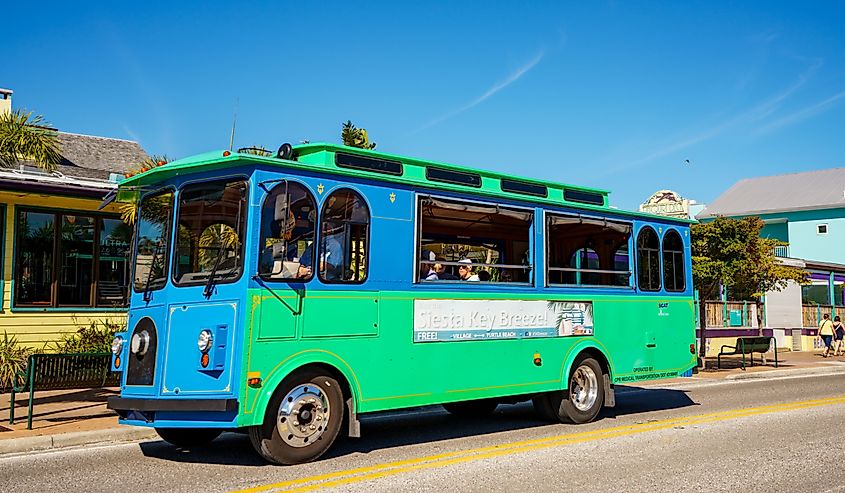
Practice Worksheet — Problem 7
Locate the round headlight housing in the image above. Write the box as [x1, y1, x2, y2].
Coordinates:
[197, 330, 213, 353]
[111, 336, 124, 356]
[130, 330, 150, 356]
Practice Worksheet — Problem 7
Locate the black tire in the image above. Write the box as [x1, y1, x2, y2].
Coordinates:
[558, 356, 605, 424]
[249, 369, 344, 465]
[442, 398, 498, 416]
[276, 143, 293, 160]
[534, 356, 605, 424]
[155, 428, 222, 448]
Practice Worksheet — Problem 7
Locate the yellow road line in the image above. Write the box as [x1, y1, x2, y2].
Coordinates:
[234, 396, 845, 493]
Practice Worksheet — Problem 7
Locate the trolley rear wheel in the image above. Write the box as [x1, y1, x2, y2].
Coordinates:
[534, 355, 605, 424]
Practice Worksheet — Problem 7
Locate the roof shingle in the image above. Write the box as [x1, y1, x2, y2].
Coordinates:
[697, 167, 845, 218]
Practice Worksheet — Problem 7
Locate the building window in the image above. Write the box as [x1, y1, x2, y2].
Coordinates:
[636, 226, 661, 292]
[58, 215, 96, 306]
[15, 210, 131, 308]
[173, 179, 248, 286]
[97, 218, 132, 306]
[662, 229, 685, 292]
[319, 189, 370, 283]
[16, 211, 54, 305]
[802, 283, 830, 305]
[258, 182, 317, 281]
[818, 224, 829, 235]
[546, 214, 631, 286]
[417, 196, 533, 283]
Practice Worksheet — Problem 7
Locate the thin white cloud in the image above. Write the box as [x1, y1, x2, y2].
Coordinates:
[755, 88, 845, 135]
[415, 50, 545, 132]
[123, 125, 142, 145]
[598, 58, 824, 176]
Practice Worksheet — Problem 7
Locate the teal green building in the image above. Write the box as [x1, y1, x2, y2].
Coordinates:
[698, 167, 845, 347]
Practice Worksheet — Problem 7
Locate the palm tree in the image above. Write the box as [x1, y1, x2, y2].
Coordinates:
[0, 109, 61, 172]
[119, 155, 170, 226]
[341, 120, 376, 150]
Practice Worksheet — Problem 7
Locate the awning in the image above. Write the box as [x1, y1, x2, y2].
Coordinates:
[547, 213, 632, 234]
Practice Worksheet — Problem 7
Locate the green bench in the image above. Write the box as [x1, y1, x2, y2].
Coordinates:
[9, 352, 119, 429]
[717, 336, 778, 370]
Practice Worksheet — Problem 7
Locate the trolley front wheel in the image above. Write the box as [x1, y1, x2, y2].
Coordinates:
[249, 369, 344, 465]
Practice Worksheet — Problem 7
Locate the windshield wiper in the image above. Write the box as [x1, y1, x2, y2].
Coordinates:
[203, 246, 228, 298]
[142, 245, 160, 302]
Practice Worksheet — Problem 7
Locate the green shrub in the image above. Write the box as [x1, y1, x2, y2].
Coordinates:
[0, 331, 33, 391]
[48, 319, 125, 353]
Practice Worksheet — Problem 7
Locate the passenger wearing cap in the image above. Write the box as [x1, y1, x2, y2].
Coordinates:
[458, 258, 480, 281]
[420, 249, 439, 281]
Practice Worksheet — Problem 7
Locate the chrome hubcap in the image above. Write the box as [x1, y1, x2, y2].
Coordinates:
[570, 365, 598, 412]
[277, 383, 330, 447]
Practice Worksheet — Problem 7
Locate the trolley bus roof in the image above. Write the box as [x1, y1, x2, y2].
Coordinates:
[119, 142, 694, 224]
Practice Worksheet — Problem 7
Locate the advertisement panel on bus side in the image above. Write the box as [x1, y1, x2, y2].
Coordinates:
[413, 299, 593, 342]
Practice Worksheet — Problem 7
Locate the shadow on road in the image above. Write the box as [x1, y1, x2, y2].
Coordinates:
[605, 386, 698, 418]
[138, 386, 696, 465]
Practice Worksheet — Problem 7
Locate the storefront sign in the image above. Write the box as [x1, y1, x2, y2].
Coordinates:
[639, 190, 690, 218]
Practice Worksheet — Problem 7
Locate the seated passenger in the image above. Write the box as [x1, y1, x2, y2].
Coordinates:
[435, 260, 460, 280]
[458, 258, 480, 281]
[478, 270, 491, 282]
[420, 249, 438, 281]
[320, 233, 344, 280]
[297, 243, 314, 280]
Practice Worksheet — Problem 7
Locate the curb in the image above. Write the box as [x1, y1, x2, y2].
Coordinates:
[0, 426, 158, 457]
[725, 364, 845, 381]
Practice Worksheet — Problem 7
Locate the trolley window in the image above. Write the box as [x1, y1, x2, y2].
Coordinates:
[417, 196, 533, 283]
[133, 190, 174, 293]
[173, 179, 248, 286]
[637, 226, 661, 291]
[663, 229, 685, 292]
[319, 189, 370, 283]
[546, 214, 632, 286]
[258, 182, 317, 281]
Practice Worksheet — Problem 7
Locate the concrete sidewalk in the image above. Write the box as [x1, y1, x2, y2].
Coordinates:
[0, 387, 157, 455]
[1, 349, 843, 457]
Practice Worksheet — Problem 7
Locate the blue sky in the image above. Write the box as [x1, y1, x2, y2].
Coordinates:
[4, 1, 845, 210]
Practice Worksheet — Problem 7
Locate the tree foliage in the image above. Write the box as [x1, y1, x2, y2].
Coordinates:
[0, 108, 61, 172]
[238, 146, 271, 156]
[0, 331, 34, 391]
[692, 216, 807, 300]
[119, 155, 170, 226]
[341, 120, 376, 149]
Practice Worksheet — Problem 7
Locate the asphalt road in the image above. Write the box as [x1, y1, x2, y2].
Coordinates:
[3, 373, 845, 493]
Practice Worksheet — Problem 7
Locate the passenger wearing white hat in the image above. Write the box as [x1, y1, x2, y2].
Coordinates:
[458, 258, 480, 281]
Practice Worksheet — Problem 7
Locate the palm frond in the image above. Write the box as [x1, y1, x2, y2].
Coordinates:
[0, 109, 61, 172]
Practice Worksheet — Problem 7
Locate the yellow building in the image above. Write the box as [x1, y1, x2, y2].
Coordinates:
[0, 88, 145, 346]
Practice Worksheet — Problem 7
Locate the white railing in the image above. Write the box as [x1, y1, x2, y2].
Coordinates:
[772, 245, 789, 257]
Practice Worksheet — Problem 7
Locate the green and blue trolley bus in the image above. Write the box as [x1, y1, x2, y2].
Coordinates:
[107, 142, 697, 464]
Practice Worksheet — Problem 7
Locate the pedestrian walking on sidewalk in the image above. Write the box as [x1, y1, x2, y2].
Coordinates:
[833, 316, 845, 356]
[818, 313, 835, 357]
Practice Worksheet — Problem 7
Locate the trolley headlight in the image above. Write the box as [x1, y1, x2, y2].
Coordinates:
[111, 336, 124, 356]
[197, 329, 213, 353]
[130, 330, 150, 356]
